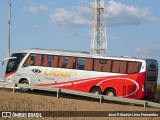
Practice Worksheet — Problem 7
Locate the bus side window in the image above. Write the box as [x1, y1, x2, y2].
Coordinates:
[35, 54, 42, 66]
[112, 60, 120, 73]
[59, 56, 68, 68]
[24, 56, 31, 66]
[127, 62, 140, 74]
[23, 54, 36, 67]
[30, 55, 36, 65]
[86, 58, 93, 71]
[51, 56, 59, 67]
[119, 61, 127, 74]
[66, 57, 76, 69]
[94, 59, 101, 71]
[102, 60, 112, 72]
[112, 60, 127, 74]
[42, 55, 48, 67]
[47, 55, 53, 67]
[77, 58, 86, 70]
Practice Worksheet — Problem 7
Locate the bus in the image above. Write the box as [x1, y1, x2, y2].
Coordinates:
[3, 48, 159, 99]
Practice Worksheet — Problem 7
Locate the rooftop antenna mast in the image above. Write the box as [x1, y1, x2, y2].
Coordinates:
[90, 0, 108, 55]
[8, 0, 11, 57]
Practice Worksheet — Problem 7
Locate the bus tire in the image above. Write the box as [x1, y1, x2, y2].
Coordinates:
[104, 89, 116, 97]
[19, 79, 30, 92]
[90, 87, 102, 94]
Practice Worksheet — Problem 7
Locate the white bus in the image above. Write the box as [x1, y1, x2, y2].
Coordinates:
[3, 48, 158, 99]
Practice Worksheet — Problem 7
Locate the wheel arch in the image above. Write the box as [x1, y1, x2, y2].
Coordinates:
[89, 86, 102, 93]
[19, 78, 30, 84]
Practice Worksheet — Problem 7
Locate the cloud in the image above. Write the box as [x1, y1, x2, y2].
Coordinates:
[49, 1, 156, 27]
[134, 44, 160, 57]
[49, 7, 91, 27]
[134, 48, 146, 54]
[107, 1, 156, 26]
[25, 5, 48, 14]
[78, 0, 92, 5]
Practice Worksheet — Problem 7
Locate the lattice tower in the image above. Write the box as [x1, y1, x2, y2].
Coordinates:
[90, 0, 108, 55]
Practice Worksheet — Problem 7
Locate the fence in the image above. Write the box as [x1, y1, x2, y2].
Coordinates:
[0, 81, 160, 109]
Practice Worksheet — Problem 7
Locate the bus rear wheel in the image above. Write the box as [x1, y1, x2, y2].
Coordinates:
[90, 87, 102, 94]
[19, 79, 30, 92]
[104, 89, 116, 97]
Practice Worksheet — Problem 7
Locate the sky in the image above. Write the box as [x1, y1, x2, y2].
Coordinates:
[0, 0, 160, 82]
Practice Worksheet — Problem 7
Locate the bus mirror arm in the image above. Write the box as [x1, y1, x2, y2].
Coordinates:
[2, 57, 17, 65]
[2, 61, 4, 65]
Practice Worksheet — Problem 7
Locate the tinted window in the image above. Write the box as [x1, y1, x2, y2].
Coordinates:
[22, 53, 141, 74]
[77, 58, 86, 70]
[6, 53, 26, 74]
[23, 54, 59, 67]
[23, 54, 36, 67]
[41, 55, 48, 67]
[86, 58, 93, 71]
[93, 59, 101, 71]
[112, 60, 127, 73]
[51, 56, 59, 67]
[127, 62, 141, 74]
[101, 60, 112, 72]
[66, 57, 76, 69]
[58, 56, 68, 68]
[93, 59, 112, 72]
[48, 55, 53, 67]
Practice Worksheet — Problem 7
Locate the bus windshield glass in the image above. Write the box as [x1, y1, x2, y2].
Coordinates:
[6, 53, 26, 74]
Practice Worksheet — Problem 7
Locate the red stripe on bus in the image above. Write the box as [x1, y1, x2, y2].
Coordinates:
[5, 72, 15, 77]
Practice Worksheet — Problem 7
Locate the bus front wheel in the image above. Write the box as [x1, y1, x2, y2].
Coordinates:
[104, 89, 116, 97]
[19, 79, 30, 92]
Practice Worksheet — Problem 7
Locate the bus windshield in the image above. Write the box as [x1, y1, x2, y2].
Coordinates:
[6, 53, 26, 74]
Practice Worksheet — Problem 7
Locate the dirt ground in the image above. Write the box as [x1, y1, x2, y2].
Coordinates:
[0, 89, 159, 120]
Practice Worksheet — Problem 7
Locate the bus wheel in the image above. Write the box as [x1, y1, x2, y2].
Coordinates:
[19, 79, 30, 92]
[90, 87, 102, 94]
[104, 89, 116, 97]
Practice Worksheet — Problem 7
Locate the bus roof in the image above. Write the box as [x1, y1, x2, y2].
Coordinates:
[14, 48, 148, 62]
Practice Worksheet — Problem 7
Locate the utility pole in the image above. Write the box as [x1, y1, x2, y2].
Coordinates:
[90, 0, 108, 55]
[8, 0, 11, 57]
